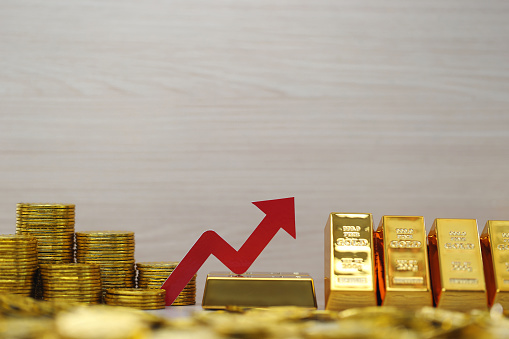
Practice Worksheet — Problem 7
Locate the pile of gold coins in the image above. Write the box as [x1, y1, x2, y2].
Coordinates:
[76, 231, 136, 295]
[39, 264, 102, 304]
[137, 261, 196, 305]
[2, 292, 509, 339]
[104, 288, 166, 310]
[1, 204, 202, 310]
[0, 235, 38, 296]
[16, 204, 75, 264]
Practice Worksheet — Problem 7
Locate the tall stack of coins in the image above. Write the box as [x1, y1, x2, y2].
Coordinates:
[136, 261, 196, 306]
[76, 231, 135, 295]
[0, 234, 38, 296]
[104, 288, 165, 310]
[39, 263, 102, 304]
[16, 203, 75, 264]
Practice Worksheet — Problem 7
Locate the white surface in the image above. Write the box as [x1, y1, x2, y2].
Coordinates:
[1, 0, 509, 309]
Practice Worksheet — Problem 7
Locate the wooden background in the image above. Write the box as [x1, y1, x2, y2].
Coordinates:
[1, 0, 509, 308]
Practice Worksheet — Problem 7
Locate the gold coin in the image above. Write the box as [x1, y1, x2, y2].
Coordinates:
[42, 277, 101, 282]
[77, 243, 135, 248]
[0, 253, 38, 259]
[81, 261, 135, 266]
[76, 253, 135, 258]
[176, 291, 196, 297]
[99, 272, 136, 277]
[0, 249, 38, 255]
[0, 268, 38, 274]
[77, 248, 135, 253]
[40, 263, 100, 269]
[0, 234, 38, 242]
[110, 305, 165, 310]
[44, 286, 102, 291]
[76, 231, 133, 237]
[43, 285, 102, 290]
[103, 302, 164, 310]
[99, 269, 136, 273]
[171, 302, 195, 306]
[171, 303, 195, 307]
[18, 231, 74, 236]
[101, 283, 136, 288]
[0, 262, 39, 267]
[103, 299, 164, 305]
[43, 297, 101, 302]
[24, 239, 73, 244]
[136, 261, 178, 267]
[16, 215, 75, 220]
[38, 257, 74, 262]
[16, 208, 75, 213]
[137, 272, 172, 277]
[100, 278, 135, 282]
[17, 203, 74, 208]
[40, 270, 101, 275]
[16, 224, 74, 229]
[106, 288, 164, 295]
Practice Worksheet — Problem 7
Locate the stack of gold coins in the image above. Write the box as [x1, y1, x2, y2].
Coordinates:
[0, 234, 38, 296]
[76, 231, 135, 295]
[39, 263, 102, 304]
[104, 288, 165, 310]
[16, 203, 75, 264]
[136, 262, 196, 306]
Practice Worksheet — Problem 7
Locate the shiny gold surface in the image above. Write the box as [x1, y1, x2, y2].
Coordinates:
[428, 218, 487, 311]
[324, 213, 376, 311]
[136, 261, 196, 306]
[481, 220, 509, 309]
[202, 272, 317, 309]
[375, 216, 432, 308]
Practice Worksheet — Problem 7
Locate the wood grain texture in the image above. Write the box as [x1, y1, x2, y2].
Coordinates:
[1, 0, 509, 308]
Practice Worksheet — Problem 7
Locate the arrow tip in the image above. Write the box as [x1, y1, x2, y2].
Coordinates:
[252, 197, 296, 238]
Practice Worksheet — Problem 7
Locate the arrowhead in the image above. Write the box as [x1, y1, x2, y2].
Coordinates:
[252, 197, 296, 238]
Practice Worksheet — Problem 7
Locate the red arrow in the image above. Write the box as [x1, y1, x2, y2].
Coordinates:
[160, 197, 296, 305]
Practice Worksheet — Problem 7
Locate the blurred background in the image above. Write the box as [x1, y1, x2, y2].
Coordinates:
[1, 0, 508, 308]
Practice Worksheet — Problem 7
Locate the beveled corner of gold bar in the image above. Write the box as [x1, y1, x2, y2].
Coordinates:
[481, 220, 509, 309]
[375, 216, 432, 309]
[428, 218, 487, 312]
[201, 272, 317, 309]
[324, 213, 376, 311]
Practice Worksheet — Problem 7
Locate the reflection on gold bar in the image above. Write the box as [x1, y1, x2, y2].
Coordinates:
[375, 216, 432, 309]
[324, 213, 377, 311]
[481, 220, 509, 309]
[201, 272, 317, 309]
[428, 219, 487, 311]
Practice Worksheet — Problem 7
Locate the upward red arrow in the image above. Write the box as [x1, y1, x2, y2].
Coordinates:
[160, 197, 296, 305]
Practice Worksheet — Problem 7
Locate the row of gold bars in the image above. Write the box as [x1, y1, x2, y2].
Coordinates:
[324, 214, 507, 312]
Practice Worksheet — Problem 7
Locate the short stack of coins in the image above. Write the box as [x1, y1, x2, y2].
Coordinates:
[137, 261, 196, 306]
[104, 288, 166, 310]
[39, 263, 102, 304]
[76, 231, 135, 296]
[0, 234, 38, 296]
[15, 203, 75, 264]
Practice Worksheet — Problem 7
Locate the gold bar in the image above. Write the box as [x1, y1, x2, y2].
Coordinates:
[428, 218, 487, 311]
[375, 216, 432, 309]
[480, 220, 509, 309]
[324, 213, 377, 311]
[202, 272, 317, 309]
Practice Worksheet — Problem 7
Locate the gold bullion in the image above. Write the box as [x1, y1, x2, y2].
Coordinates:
[480, 220, 509, 309]
[324, 213, 376, 311]
[202, 272, 316, 309]
[428, 218, 487, 311]
[375, 216, 432, 308]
